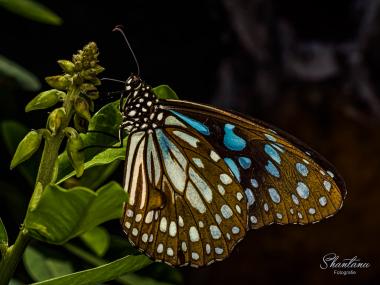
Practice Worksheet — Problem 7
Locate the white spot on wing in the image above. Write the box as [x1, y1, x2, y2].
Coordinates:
[319, 196, 327, 206]
[157, 243, 163, 253]
[232, 226, 240, 234]
[167, 247, 174, 256]
[135, 214, 142, 222]
[145, 211, 154, 224]
[192, 157, 204, 168]
[291, 194, 299, 205]
[186, 182, 207, 214]
[218, 185, 225, 195]
[169, 221, 177, 237]
[160, 217, 167, 232]
[181, 241, 187, 252]
[220, 174, 232, 185]
[215, 248, 224, 255]
[245, 188, 255, 206]
[178, 215, 184, 227]
[189, 226, 200, 242]
[221, 204, 233, 219]
[205, 244, 211, 254]
[189, 167, 213, 203]
[210, 225, 221, 239]
[268, 187, 281, 203]
[173, 130, 199, 147]
[210, 150, 221, 162]
[296, 182, 310, 199]
[165, 116, 187, 128]
[323, 180, 331, 192]
[215, 214, 222, 224]
[126, 209, 134, 217]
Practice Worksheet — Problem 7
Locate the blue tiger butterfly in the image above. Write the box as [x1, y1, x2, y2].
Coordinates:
[111, 27, 346, 268]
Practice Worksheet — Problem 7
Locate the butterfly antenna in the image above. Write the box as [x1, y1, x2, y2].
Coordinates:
[100, 77, 125, 84]
[113, 25, 141, 76]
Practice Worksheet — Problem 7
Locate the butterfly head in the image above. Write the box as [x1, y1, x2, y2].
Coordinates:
[122, 74, 163, 133]
[125, 74, 143, 91]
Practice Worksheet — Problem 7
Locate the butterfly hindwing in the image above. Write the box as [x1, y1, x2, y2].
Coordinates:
[162, 100, 346, 230]
[121, 114, 247, 267]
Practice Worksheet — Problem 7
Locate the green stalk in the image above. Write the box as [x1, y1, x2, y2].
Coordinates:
[0, 89, 78, 285]
[0, 229, 30, 285]
[0, 42, 103, 284]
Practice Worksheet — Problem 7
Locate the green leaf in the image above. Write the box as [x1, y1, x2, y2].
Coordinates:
[0, 55, 41, 91]
[0, 0, 62, 25]
[57, 141, 126, 184]
[152, 85, 178, 100]
[0, 217, 8, 255]
[23, 246, 74, 281]
[69, 160, 121, 190]
[80, 226, 110, 257]
[32, 255, 152, 285]
[25, 181, 127, 244]
[57, 101, 123, 184]
[1, 120, 40, 185]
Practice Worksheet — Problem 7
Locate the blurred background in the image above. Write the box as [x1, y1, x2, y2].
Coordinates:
[0, 0, 379, 284]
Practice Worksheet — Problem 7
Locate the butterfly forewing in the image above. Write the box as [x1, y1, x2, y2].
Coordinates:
[162, 100, 346, 229]
[122, 114, 247, 267]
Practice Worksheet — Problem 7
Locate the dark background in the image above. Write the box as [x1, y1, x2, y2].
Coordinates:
[1, 0, 379, 284]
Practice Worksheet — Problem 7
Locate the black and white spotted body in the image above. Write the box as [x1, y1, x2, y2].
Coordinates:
[121, 74, 163, 134]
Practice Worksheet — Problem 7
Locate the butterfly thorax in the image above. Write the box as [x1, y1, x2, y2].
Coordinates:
[121, 74, 164, 133]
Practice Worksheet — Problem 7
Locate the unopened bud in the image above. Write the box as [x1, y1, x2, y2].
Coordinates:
[80, 83, 99, 100]
[65, 127, 84, 177]
[25, 89, 65, 112]
[92, 65, 105, 74]
[10, 130, 42, 170]
[47, 107, 66, 135]
[45, 75, 71, 90]
[74, 97, 91, 122]
[57, 60, 76, 74]
[73, 113, 88, 133]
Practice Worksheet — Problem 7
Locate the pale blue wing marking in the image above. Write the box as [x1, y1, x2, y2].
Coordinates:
[170, 110, 210, 135]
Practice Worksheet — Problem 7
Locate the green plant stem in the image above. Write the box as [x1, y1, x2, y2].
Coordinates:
[35, 88, 78, 188]
[0, 229, 31, 285]
[0, 88, 79, 285]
